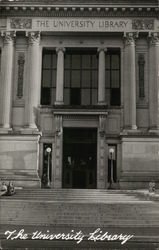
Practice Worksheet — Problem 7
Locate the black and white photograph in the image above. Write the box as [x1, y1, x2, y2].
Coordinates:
[0, 0, 159, 249]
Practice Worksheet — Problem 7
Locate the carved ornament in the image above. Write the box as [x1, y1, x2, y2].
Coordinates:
[149, 32, 159, 46]
[26, 31, 40, 45]
[10, 18, 32, 29]
[1, 31, 16, 44]
[55, 115, 62, 137]
[124, 32, 138, 46]
[132, 19, 154, 30]
[99, 115, 106, 137]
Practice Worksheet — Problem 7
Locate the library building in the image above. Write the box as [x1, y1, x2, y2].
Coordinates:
[0, 0, 159, 190]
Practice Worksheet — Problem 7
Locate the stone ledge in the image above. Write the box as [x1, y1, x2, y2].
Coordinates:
[135, 189, 159, 201]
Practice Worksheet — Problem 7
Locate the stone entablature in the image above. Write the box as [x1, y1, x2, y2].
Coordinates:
[5, 17, 159, 33]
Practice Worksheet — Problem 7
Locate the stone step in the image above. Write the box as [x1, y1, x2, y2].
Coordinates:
[4, 196, 141, 200]
[10, 188, 140, 194]
[1, 197, 145, 202]
[1, 189, 159, 230]
[1, 198, 159, 227]
[1, 189, 143, 202]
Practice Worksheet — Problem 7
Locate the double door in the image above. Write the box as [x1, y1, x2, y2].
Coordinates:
[63, 128, 97, 189]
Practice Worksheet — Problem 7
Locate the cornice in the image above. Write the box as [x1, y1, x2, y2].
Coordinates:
[0, 7, 158, 18]
[0, 0, 158, 5]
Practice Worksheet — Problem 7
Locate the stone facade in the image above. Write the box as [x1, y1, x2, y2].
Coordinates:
[0, 0, 159, 189]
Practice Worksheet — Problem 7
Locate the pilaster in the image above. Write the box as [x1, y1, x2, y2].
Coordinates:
[53, 115, 63, 188]
[97, 115, 107, 188]
[148, 32, 159, 132]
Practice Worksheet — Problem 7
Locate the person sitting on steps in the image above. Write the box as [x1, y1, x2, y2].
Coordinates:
[0, 181, 8, 196]
[0, 181, 15, 196]
[6, 182, 15, 196]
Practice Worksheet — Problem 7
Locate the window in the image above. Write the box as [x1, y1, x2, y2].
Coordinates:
[64, 50, 98, 106]
[40, 48, 121, 107]
[41, 50, 57, 105]
[105, 49, 120, 106]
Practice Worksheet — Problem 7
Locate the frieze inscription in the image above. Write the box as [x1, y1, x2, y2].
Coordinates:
[8, 17, 157, 32]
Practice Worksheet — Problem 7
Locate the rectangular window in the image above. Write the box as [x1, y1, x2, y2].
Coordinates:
[64, 50, 98, 106]
[41, 50, 57, 105]
[105, 49, 121, 106]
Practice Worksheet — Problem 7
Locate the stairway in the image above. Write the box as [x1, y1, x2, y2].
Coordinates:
[1, 188, 144, 202]
[1, 189, 159, 249]
[1, 189, 159, 226]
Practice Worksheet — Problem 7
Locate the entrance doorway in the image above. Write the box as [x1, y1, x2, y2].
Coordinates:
[63, 128, 97, 188]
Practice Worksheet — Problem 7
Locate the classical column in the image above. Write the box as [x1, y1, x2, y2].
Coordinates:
[0, 31, 15, 130]
[98, 48, 106, 105]
[25, 32, 40, 129]
[148, 32, 159, 130]
[123, 32, 137, 130]
[55, 48, 65, 105]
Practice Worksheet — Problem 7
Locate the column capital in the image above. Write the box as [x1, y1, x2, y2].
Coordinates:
[124, 32, 138, 46]
[148, 32, 159, 46]
[1, 31, 16, 45]
[26, 31, 40, 45]
[56, 47, 65, 54]
[97, 47, 107, 53]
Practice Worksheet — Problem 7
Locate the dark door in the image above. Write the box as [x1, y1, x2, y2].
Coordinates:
[63, 128, 97, 189]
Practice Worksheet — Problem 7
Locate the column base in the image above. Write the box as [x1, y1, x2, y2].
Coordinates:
[20, 125, 42, 135]
[121, 126, 140, 135]
[54, 101, 64, 105]
[97, 101, 107, 106]
[0, 170, 41, 188]
[131, 125, 137, 130]
[0, 126, 12, 134]
[149, 130, 159, 135]
[149, 127, 159, 134]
